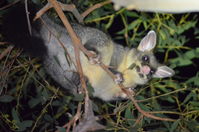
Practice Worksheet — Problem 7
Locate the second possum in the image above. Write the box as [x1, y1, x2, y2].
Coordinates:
[2, 3, 175, 101]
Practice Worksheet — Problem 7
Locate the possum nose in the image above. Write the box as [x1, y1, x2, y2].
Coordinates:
[141, 65, 151, 75]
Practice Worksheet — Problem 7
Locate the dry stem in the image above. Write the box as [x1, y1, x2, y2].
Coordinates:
[81, 0, 112, 18]
[0, 42, 9, 45]
[0, 46, 14, 60]
[0, 0, 20, 11]
[34, 2, 83, 23]
[47, 0, 103, 131]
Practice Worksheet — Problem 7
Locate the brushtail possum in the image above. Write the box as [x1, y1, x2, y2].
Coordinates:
[2, 2, 174, 101]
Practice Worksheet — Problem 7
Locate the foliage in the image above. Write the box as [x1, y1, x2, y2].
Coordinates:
[0, 0, 199, 131]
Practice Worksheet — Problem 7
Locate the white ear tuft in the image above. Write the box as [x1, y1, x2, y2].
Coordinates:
[138, 30, 157, 52]
[153, 66, 175, 78]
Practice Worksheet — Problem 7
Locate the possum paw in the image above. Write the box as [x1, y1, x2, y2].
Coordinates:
[114, 73, 124, 84]
[88, 51, 101, 64]
[114, 87, 135, 99]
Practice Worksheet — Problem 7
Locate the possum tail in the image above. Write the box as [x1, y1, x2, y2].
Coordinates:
[1, 1, 47, 58]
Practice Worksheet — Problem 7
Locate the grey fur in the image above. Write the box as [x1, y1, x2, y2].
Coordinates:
[38, 15, 114, 93]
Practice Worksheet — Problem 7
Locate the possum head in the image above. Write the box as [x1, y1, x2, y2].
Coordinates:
[124, 31, 175, 87]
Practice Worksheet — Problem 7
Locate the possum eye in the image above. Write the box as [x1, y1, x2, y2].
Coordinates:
[142, 55, 149, 63]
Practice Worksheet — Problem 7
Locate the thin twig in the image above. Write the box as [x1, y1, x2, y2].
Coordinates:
[137, 87, 187, 103]
[31, 88, 59, 132]
[121, 88, 175, 121]
[55, 102, 82, 132]
[81, 0, 112, 18]
[58, 3, 83, 23]
[0, 0, 20, 11]
[0, 42, 9, 45]
[34, 1, 112, 23]
[34, 0, 112, 23]
[34, 2, 52, 21]
[133, 115, 143, 127]
[25, 0, 32, 35]
[0, 46, 14, 60]
[34, 2, 83, 23]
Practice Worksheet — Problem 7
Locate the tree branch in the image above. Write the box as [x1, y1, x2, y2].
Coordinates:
[47, 0, 104, 131]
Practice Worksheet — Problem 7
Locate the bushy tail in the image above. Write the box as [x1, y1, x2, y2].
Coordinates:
[2, 1, 47, 58]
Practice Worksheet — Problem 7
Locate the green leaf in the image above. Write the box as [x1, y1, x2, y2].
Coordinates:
[159, 29, 167, 40]
[125, 11, 139, 17]
[12, 108, 20, 123]
[52, 100, 62, 106]
[124, 107, 134, 125]
[0, 95, 14, 103]
[176, 21, 197, 34]
[28, 98, 41, 108]
[56, 126, 66, 132]
[117, 19, 142, 34]
[41, 89, 50, 101]
[20, 120, 33, 128]
[73, 93, 84, 101]
[190, 101, 199, 107]
[16, 120, 33, 131]
[87, 83, 95, 96]
[44, 114, 54, 122]
[170, 56, 192, 67]
[182, 92, 194, 105]
[186, 120, 199, 132]
[170, 120, 180, 132]
[171, 48, 199, 67]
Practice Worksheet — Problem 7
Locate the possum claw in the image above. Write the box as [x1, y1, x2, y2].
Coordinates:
[88, 51, 101, 64]
[114, 73, 124, 84]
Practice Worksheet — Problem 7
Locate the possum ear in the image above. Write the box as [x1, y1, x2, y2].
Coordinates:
[138, 30, 156, 52]
[153, 66, 175, 78]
